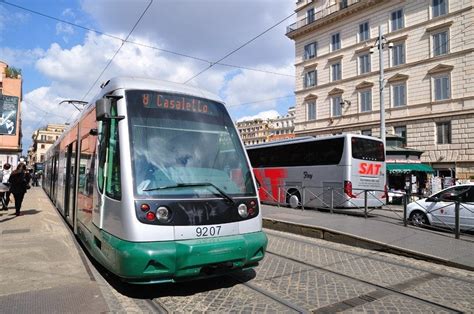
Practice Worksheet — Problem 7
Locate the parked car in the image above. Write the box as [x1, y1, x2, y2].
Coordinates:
[406, 184, 474, 230]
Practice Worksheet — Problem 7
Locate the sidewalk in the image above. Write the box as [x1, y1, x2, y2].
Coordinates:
[262, 204, 474, 271]
[0, 187, 109, 313]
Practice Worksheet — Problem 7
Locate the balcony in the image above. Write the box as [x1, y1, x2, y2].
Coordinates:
[286, 0, 361, 36]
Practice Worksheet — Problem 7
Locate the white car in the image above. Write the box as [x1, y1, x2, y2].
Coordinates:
[406, 184, 474, 230]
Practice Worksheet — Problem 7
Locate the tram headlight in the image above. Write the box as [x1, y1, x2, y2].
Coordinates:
[238, 203, 249, 218]
[156, 206, 171, 222]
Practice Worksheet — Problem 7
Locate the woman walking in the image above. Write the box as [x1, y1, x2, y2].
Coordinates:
[8, 164, 30, 216]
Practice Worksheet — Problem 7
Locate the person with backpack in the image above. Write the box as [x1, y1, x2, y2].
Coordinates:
[0, 163, 12, 210]
[8, 163, 30, 216]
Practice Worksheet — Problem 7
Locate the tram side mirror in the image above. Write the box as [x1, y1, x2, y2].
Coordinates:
[96, 98, 111, 121]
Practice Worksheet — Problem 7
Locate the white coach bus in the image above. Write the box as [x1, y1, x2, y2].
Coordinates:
[246, 134, 386, 209]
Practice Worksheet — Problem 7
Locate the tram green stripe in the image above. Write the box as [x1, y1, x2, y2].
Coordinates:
[85, 227, 267, 283]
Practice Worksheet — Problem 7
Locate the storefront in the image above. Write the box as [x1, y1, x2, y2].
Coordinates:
[385, 135, 435, 202]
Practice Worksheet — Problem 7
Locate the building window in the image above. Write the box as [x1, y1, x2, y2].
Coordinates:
[359, 22, 369, 42]
[395, 126, 407, 146]
[436, 122, 451, 144]
[331, 33, 341, 51]
[392, 83, 406, 107]
[304, 42, 317, 60]
[391, 9, 404, 31]
[41, 144, 45, 149]
[392, 43, 405, 66]
[361, 129, 372, 136]
[304, 70, 317, 88]
[432, 0, 447, 18]
[307, 8, 315, 24]
[331, 62, 342, 81]
[360, 89, 372, 112]
[433, 31, 448, 56]
[359, 54, 371, 74]
[332, 96, 342, 117]
[307, 101, 316, 121]
[40, 154, 45, 162]
[434, 74, 450, 100]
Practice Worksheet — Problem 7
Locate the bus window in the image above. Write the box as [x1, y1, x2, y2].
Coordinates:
[352, 137, 385, 161]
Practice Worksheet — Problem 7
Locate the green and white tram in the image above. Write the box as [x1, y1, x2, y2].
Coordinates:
[43, 77, 267, 283]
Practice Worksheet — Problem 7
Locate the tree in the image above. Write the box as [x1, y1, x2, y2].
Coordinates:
[4, 66, 21, 79]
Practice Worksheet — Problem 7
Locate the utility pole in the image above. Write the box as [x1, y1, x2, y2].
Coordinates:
[378, 25, 385, 147]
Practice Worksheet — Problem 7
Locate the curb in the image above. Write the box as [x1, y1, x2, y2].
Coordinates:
[263, 218, 474, 272]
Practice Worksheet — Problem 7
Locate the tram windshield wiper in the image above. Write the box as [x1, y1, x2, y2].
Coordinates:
[143, 182, 235, 204]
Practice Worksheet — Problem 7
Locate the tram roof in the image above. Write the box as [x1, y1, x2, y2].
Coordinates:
[246, 133, 382, 150]
[97, 76, 223, 104]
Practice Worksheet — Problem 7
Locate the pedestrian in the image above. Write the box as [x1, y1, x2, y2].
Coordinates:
[8, 163, 31, 216]
[0, 163, 12, 210]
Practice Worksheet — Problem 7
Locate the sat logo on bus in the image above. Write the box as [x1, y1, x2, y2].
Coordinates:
[358, 162, 382, 175]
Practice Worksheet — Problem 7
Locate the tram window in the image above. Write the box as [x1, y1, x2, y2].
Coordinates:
[105, 109, 121, 200]
[98, 103, 121, 200]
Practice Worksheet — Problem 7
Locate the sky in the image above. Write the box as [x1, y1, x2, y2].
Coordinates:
[0, 0, 296, 155]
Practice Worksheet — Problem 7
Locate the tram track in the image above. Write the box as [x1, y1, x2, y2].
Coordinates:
[227, 273, 305, 313]
[265, 228, 474, 284]
[145, 298, 169, 313]
[265, 247, 463, 313]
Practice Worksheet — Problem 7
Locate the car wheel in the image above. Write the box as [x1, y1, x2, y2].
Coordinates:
[287, 190, 301, 209]
[409, 211, 429, 227]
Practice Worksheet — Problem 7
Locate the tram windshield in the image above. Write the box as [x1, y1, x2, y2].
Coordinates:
[126, 90, 255, 199]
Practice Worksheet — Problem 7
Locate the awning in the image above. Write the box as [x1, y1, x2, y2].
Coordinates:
[386, 163, 435, 173]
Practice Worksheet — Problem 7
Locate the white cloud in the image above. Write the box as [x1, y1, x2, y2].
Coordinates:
[0, 47, 45, 68]
[237, 110, 280, 122]
[9, 1, 297, 153]
[56, 22, 75, 42]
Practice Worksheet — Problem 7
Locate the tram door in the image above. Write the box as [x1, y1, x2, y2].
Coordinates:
[51, 153, 59, 203]
[64, 142, 77, 225]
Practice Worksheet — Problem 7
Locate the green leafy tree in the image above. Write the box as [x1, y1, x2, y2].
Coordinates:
[4, 66, 22, 79]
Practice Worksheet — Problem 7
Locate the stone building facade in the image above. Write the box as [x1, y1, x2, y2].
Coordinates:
[0, 61, 23, 167]
[286, 0, 474, 179]
[236, 107, 296, 146]
[28, 124, 67, 165]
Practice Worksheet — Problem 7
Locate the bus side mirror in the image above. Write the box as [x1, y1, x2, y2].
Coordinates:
[96, 98, 111, 121]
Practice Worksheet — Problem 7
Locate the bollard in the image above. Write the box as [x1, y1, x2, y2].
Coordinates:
[403, 192, 407, 227]
[454, 200, 460, 239]
[330, 188, 334, 214]
[364, 190, 368, 218]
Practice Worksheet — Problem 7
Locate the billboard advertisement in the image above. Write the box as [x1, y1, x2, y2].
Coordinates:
[0, 95, 18, 135]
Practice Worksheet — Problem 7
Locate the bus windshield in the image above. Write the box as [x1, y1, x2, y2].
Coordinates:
[126, 90, 255, 198]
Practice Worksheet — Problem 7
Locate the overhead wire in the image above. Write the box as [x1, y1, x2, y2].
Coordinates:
[227, 94, 295, 109]
[0, 0, 294, 78]
[183, 11, 296, 84]
[80, 0, 153, 102]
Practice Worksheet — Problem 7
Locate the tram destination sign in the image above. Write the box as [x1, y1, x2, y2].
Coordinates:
[0, 95, 18, 135]
[140, 91, 219, 116]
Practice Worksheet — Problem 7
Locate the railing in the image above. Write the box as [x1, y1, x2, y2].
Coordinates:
[286, 0, 360, 34]
[259, 185, 473, 239]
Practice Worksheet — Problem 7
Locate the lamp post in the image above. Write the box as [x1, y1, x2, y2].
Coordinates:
[371, 25, 392, 147]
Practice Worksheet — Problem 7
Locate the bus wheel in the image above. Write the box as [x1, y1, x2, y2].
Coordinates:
[287, 190, 301, 209]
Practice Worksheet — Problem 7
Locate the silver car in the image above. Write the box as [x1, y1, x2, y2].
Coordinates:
[406, 184, 474, 230]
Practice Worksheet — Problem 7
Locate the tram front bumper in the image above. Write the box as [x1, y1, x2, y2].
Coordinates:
[102, 231, 268, 283]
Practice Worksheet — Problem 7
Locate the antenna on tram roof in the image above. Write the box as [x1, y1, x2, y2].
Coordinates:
[59, 100, 88, 112]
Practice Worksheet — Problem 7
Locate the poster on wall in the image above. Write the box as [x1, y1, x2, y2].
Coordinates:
[0, 95, 18, 135]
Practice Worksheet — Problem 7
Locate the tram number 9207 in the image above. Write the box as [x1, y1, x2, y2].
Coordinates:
[196, 226, 221, 237]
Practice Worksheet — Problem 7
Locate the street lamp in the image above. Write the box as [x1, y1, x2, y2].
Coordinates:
[370, 25, 392, 147]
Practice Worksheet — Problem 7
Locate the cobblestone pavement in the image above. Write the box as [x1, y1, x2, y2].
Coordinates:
[95, 229, 474, 313]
